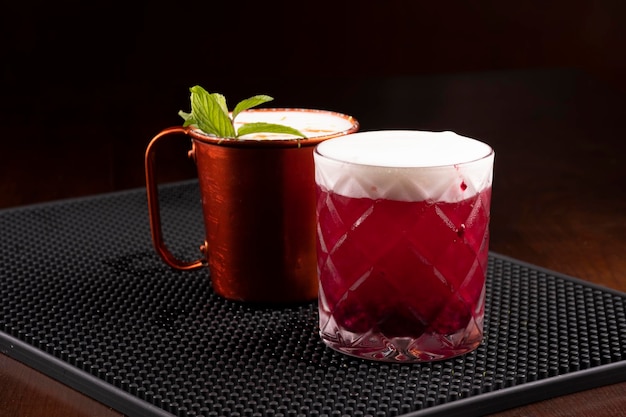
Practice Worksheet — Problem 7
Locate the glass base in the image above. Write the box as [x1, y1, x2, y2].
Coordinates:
[320, 328, 483, 362]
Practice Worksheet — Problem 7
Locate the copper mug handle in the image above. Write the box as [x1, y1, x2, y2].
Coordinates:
[144, 126, 205, 271]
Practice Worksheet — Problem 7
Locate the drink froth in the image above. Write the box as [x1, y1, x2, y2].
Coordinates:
[234, 109, 357, 140]
[314, 130, 494, 202]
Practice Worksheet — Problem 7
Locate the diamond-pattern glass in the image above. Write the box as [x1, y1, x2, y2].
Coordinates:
[315, 143, 493, 362]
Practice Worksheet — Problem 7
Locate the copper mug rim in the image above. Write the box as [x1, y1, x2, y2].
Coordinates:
[186, 108, 360, 148]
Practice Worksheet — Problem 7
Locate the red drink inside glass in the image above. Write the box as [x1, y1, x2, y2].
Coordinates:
[314, 130, 494, 361]
[316, 187, 491, 361]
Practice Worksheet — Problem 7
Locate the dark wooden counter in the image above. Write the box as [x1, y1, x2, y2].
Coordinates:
[1, 68, 625, 416]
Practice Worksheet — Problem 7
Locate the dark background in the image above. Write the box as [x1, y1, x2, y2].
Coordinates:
[1, 0, 625, 208]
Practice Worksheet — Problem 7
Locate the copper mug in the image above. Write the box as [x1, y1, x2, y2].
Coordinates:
[145, 108, 359, 303]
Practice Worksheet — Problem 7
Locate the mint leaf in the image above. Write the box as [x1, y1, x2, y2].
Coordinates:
[178, 110, 194, 126]
[232, 95, 274, 120]
[189, 86, 236, 137]
[211, 93, 230, 119]
[209, 92, 236, 137]
[237, 122, 305, 138]
[179, 86, 304, 139]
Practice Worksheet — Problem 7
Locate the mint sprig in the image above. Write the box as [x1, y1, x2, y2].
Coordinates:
[178, 86, 305, 139]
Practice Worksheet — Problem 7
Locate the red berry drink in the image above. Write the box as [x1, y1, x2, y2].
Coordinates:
[314, 130, 494, 362]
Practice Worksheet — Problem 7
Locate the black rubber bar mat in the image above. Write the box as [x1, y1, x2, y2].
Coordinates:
[1, 180, 625, 417]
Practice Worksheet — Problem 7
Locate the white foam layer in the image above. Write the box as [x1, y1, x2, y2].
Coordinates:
[234, 109, 356, 140]
[314, 130, 494, 202]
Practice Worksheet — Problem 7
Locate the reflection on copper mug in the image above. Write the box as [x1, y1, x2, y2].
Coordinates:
[145, 108, 359, 303]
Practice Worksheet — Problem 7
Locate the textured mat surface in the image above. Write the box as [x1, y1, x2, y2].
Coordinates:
[1, 180, 625, 417]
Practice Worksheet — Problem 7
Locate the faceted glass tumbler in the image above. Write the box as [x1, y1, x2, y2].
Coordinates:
[314, 131, 495, 362]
